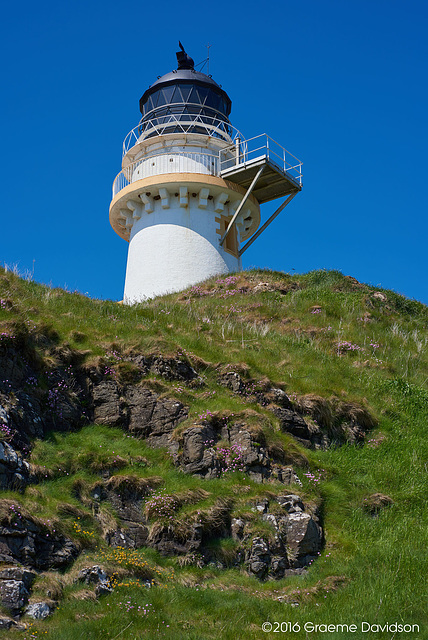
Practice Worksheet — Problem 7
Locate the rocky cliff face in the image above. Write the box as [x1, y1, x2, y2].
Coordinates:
[0, 329, 377, 622]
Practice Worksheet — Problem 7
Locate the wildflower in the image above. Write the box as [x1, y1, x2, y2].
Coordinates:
[337, 340, 363, 354]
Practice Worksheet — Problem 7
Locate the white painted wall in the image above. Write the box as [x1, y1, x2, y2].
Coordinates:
[130, 151, 218, 182]
[123, 198, 241, 303]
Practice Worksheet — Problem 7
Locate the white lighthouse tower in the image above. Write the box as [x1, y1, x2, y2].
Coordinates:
[109, 44, 303, 303]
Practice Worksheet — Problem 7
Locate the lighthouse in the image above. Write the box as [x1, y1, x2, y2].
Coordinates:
[109, 44, 303, 303]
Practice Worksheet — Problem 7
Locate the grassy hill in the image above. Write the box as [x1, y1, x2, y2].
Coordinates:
[0, 266, 426, 639]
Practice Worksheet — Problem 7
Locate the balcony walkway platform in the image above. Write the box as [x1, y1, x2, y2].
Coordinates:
[220, 155, 302, 204]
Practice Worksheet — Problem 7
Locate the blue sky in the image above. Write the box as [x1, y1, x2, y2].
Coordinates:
[1, 0, 427, 303]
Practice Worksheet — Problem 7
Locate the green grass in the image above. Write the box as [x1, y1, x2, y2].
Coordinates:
[1, 266, 427, 639]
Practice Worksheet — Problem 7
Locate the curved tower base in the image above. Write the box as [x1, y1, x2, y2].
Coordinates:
[124, 223, 239, 302]
[110, 174, 260, 304]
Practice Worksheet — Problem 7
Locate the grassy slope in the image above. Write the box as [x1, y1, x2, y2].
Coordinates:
[0, 267, 427, 640]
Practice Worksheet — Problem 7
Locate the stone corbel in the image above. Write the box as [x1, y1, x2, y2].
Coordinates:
[179, 186, 188, 208]
[235, 208, 251, 230]
[236, 220, 245, 236]
[236, 207, 253, 238]
[243, 209, 253, 233]
[158, 188, 170, 209]
[214, 192, 228, 213]
[119, 208, 133, 231]
[198, 188, 210, 209]
[229, 200, 240, 215]
[139, 193, 154, 214]
[126, 200, 142, 222]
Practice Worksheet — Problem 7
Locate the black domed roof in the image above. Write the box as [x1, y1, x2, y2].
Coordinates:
[148, 68, 223, 91]
[139, 44, 232, 119]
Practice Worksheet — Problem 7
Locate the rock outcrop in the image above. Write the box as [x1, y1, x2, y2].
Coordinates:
[0, 500, 79, 570]
[90, 475, 154, 549]
[25, 601, 54, 620]
[1, 338, 331, 587]
[177, 418, 301, 484]
[0, 441, 30, 490]
[137, 491, 322, 579]
[77, 565, 112, 597]
[217, 370, 376, 449]
[236, 494, 323, 579]
[0, 567, 36, 614]
[91, 380, 188, 449]
[147, 521, 204, 556]
[0, 340, 194, 456]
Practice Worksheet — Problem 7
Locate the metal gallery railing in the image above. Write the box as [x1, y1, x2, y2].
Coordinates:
[112, 150, 220, 197]
[219, 134, 303, 186]
[122, 114, 243, 156]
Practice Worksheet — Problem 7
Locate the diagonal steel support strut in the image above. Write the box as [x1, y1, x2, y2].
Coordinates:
[238, 190, 298, 257]
[219, 165, 265, 246]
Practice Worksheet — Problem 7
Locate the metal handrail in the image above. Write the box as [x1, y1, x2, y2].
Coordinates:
[219, 133, 303, 185]
[123, 114, 243, 156]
